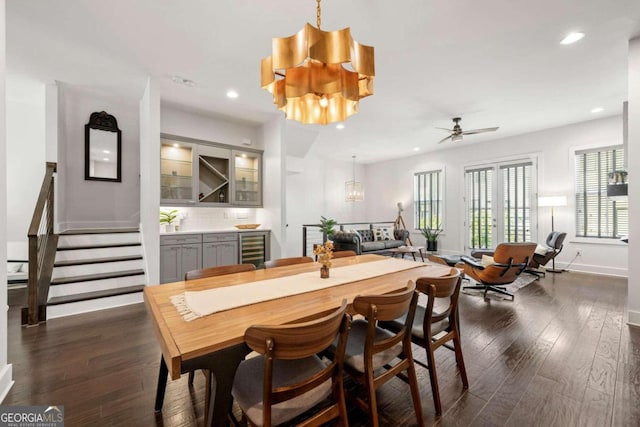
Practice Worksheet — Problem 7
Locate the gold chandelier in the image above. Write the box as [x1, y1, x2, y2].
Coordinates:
[261, 0, 375, 125]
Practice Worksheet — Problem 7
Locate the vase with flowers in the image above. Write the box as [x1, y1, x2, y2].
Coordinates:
[314, 240, 334, 278]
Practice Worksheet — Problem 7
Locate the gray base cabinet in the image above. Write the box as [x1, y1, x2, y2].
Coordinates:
[160, 231, 270, 283]
[160, 234, 203, 284]
[203, 233, 238, 267]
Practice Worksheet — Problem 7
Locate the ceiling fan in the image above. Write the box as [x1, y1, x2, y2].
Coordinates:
[436, 117, 499, 144]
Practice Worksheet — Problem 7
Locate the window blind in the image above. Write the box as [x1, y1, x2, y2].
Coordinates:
[414, 170, 442, 230]
[501, 162, 532, 242]
[465, 167, 493, 249]
[575, 147, 627, 238]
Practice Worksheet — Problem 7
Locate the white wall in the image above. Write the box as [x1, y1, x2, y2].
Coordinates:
[57, 83, 140, 230]
[284, 141, 369, 257]
[257, 117, 285, 258]
[140, 79, 161, 285]
[0, 0, 15, 403]
[161, 105, 262, 150]
[628, 37, 640, 325]
[364, 115, 628, 277]
[6, 77, 45, 258]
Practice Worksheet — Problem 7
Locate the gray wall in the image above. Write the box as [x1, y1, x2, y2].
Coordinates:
[57, 83, 140, 230]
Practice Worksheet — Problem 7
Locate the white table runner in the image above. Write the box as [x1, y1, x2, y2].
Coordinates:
[171, 258, 425, 321]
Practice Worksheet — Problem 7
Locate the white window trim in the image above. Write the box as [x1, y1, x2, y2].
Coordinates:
[569, 143, 626, 243]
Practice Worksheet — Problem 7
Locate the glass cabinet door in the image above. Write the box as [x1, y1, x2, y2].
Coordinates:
[232, 150, 262, 206]
[161, 140, 195, 204]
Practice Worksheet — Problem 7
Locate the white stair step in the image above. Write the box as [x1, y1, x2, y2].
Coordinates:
[52, 259, 144, 279]
[58, 232, 141, 248]
[46, 292, 143, 319]
[49, 274, 147, 298]
[55, 245, 142, 262]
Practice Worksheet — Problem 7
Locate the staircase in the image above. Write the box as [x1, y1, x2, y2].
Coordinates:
[47, 228, 146, 319]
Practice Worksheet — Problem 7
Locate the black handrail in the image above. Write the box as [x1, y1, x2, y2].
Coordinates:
[23, 162, 58, 326]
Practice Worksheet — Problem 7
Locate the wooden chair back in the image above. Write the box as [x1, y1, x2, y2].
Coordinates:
[263, 256, 314, 269]
[332, 250, 357, 259]
[416, 269, 462, 333]
[184, 263, 256, 281]
[245, 300, 349, 359]
[244, 301, 351, 425]
[353, 281, 417, 322]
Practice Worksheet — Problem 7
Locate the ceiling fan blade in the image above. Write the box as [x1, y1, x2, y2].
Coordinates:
[461, 127, 499, 135]
[437, 135, 453, 144]
[435, 127, 453, 132]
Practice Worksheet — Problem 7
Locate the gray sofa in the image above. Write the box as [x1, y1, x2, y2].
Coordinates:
[330, 226, 409, 255]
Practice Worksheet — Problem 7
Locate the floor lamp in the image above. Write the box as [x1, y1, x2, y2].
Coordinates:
[538, 195, 567, 273]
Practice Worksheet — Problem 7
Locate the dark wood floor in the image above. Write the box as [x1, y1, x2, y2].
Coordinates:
[4, 271, 639, 426]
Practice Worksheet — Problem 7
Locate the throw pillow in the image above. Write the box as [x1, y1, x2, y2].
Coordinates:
[7, 262, 22, 273]
[481, 255, 495, 267]
[535, 244, 550, 256]
[373, 227, 392, 241]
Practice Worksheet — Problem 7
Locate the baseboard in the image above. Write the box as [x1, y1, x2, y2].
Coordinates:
[0, 363, 14, 403]
[628, 310, 640, 327]
[58, 220, 139, 232]
[555, 261, 628, 278]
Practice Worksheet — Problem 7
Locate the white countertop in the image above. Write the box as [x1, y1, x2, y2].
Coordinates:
[160, 228, 269, 236]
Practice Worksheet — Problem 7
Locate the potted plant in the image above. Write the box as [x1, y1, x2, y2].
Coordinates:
[160, 209, 179, 232]
[319, 216, 337, 242]
[421, 225, 442, 252]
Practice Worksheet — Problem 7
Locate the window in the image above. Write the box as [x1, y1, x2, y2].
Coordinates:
[414, 170, 442, 229]
[501, 162, 532, 242]
[465, 167, 493, 248]
[575, 146, 628, 238]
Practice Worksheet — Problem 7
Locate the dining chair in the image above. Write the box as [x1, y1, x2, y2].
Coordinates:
[184, 263, 256, 281]
[232, 300, 351, 427]
[332, 250, 357, 259]
[183, 263, 257, 425]
[263, 256, 314, 269]
[332, 282, 424, 427]
[381, 268, 468, 416]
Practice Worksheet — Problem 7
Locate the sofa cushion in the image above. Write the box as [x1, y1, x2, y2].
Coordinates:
[357, 229, 374, 242]
[384, 240, 405, 249]
[373, 227, 393, 241]
[361, 241, 386, 251]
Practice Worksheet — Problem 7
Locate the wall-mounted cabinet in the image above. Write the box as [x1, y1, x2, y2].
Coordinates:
[160, 140, 196, 205]
[160, 134, 263, 207]
[232, 150, 262, 206]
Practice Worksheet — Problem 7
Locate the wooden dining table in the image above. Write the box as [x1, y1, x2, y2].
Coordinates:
[144, 254, 452, 426]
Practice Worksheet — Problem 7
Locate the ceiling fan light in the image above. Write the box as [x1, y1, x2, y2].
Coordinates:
[451, 134, 463, 143]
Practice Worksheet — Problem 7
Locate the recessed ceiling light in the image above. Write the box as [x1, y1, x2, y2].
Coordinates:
[103, 158, 109, 161]
[226, 90, 239, 99]
[171, 75, 196, 87]
[591, 107, 604, 113]
[413, 147, 420, 151]
[173, 143, 180, 148]
[560, 32, 585, 45]
[336, 123, 345, 130]
[103, 150, 110, 154]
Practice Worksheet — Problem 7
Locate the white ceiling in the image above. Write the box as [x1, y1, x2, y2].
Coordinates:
[7, 0, 640, 163]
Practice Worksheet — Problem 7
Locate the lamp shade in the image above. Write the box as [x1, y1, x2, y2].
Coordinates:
[538, 195, 567, 207]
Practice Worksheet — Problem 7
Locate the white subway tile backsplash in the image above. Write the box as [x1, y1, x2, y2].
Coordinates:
[160, 207, 258, 231]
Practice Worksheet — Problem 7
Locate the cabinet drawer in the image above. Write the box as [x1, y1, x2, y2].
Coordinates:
[160, 234, 202, 245]
[203, 233, 238, 243]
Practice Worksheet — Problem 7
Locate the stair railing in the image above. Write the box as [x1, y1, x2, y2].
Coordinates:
[23, 162, 58, 326]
